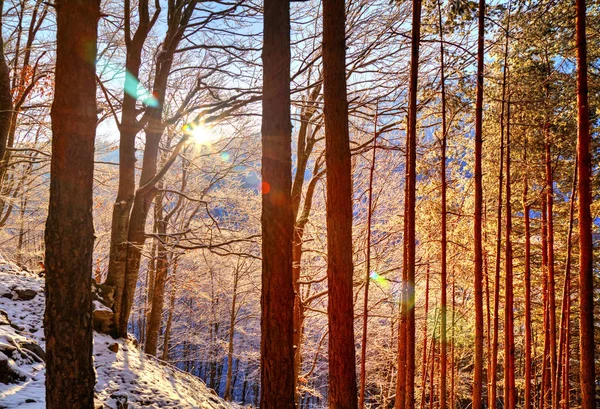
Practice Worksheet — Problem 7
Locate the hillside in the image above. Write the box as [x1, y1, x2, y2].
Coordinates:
[0, 258, 239, 409]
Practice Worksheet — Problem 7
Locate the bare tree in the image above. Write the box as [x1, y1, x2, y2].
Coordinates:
[260, 0, 295, 406]
[44, 0, 99, 407]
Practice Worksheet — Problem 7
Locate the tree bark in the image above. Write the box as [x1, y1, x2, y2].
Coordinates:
[105, 0, 160, 333]
[503, 97, 515, 409]
[541, 199, 551, 409]
[0, 5, 13, 178]
[419, 269, 431, 409]
[558, 160, 576, 409]
[523, 136, 532, 409]
[323, 0, 359, 407]
[437, 2, 448, 407]
[575, 1, 595, 407]
[260, 0, 295, 406]
[44, 1, 99, 407]
[400, 0, 423, 407]
[224, 265, 239, 401]
[144, 191, 168, 356]
[472, 0, 486, 407]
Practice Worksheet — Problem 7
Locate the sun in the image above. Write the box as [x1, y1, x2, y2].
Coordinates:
[184, 122, 220, 145]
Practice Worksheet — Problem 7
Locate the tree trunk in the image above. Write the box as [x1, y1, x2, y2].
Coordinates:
[419, 268, 431, 409]
[472, 0, 486, 407]
[359, 106, 378, 409]
[575, 1, 595, 407]
[105, 0, 160, 333]
[224, 267, 239, 401]
[558, 160, 576, 409]
[145, 191, 168, 356]
[401, 0, 423, 407]
[323, 0, 358, 407]
[0, 7, 13, 180]
[437, 2, 448, 406]
[260, 0, 295, 406]
[541, 199, 551, 409]
[429, 329, 436, 409]
[523, 136, 532, 409]
[161, 269, 177, 362]
[491, 7, 510, 406]
[503, 98, 515, 409]
[544, 85, 558, 409]
[43, 1, 99, 407]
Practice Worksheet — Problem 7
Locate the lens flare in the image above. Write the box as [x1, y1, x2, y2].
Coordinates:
[183, 122, 219, 145]
[369, 271, 390, 289]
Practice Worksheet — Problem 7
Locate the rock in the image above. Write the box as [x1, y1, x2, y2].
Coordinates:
[20, 342, 45, 362]
[13, 288, 37, 301]
[93, 305, 114, 334]
[108, 343, 119, 353]
[25, 399, 36, 403]
[0, 310, 10, 326]
[92, 282, 115, 309]
[9, 323, 24, 332]
[0, 352, 25, 384]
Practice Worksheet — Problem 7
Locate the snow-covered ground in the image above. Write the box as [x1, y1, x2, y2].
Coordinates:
[0, 257, 239, 409]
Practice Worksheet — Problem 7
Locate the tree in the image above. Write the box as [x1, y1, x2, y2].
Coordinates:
[575, 0, 595, 408]
[323, 0, 359, 406]
[43, 0, 100, 407]
[472, 0, 486, 407]
[260, 0, 295, 406]
[503, 97, 515, 409]
[398, 0, 422, 407]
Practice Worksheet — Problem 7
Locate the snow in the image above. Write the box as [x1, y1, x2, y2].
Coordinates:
[0, 258, 241, 409]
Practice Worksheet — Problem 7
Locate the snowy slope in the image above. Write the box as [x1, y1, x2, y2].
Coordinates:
[0, 258, 240, 409]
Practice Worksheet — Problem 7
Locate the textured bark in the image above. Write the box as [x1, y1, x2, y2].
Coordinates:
[260, 0, 295, 406]
[116, 2, 197, 337]
[523, 137, 532, 409]
[323, 0, 358, 407]
[472, 0, 486, 407]
[105, 0, 161, 333]
[503, 98, 515, 409]
[0, 7, 13, 176]
[43, 1, 99, 407]
[575, 1, 595, 407]
[144, 192, 168, 356]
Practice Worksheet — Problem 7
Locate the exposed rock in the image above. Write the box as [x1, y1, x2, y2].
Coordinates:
[0, 310, 10, 325]
[108, 343, 119, 353]
[92, 282, 115, 309]
[13, 288, 37, 301]
[9, 322, 24, 332]
[93, 301, 115, 334]
[0, 351, 26, 384]
[20, 342, 45, 362]
[25, 399, 36, 403]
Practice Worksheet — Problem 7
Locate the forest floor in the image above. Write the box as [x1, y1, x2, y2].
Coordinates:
[0, 257, 239, 409]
